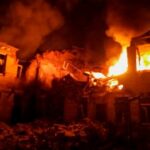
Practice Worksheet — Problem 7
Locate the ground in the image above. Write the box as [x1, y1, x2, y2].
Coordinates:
[0, 119, 149, 150]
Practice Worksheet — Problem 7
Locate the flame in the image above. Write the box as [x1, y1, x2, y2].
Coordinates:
[118, 84, 124, 90]
[108, 44, 150, 75]
[26, 41, 150, 92]
[91, 72, 106, 79]
[85, 71, 123, 91]
[26, 51, 75, 87]
[107, 79, 118, 88]
[107, 79, 123, 90]
[108, 47, 128, 76]
[89, 31, 150, 92]
[104, 43, 150, 91]
[136, 44, 150, 71]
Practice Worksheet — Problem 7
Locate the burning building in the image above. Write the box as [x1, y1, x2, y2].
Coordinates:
[0, 42, 22, 83]
[0, 42, 22, 122]
[84, 30, 150, 127]
[23, 30, 150, 126]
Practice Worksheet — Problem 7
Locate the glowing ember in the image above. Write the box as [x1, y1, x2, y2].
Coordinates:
[91, 72, 106, 79]
[118, 84, 124, 90]
[26, 51, 75, 87]
[84, 71, 123, 91]
[108, 47, 128, 76]
[107, 79, 118, 88]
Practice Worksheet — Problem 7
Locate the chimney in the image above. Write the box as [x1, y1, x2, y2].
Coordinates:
[127, 44, 137, 74]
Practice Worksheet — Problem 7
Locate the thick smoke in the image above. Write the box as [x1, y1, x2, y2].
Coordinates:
[56, 0, 80, 12]
[106, 0, 150, 46]
[26, 49, 87, 87]
[0, 0, 64, 59]
[105, 0, 150, 68]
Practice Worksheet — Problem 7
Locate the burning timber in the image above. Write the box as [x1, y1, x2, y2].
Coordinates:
[90, 32, 150, 124]
[0, 31, 150, 129]
[118, 30, 150, 94]
[80, 30, 150, 126]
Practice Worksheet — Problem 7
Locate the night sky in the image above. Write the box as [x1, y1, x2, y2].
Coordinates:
[0, 0, 149, 62]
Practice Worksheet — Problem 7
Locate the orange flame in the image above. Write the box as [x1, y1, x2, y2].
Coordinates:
[91, 72, 106, 79]
[118, 84, 124, 90]
[136, 44, 150, 71]
[26, 51, 75, 87]
[85, 71, 123, 91]
[108, 44, 150, 75]
[108, 47, 128, 76]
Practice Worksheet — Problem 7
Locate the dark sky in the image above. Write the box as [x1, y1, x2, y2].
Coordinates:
[41, 0, 107, 64]
[0, 0, 149, 62]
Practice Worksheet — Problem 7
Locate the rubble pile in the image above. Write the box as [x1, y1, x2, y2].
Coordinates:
[0, 119, 108, 150]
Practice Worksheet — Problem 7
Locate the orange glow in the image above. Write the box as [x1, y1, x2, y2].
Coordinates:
[85, 71, 123, 90]
[26, 51, 75, 87]
[136, 44, 150, 71]
[107, 44, 150, 76]
[91, 72, 106, 79]
[107, 79, 123, 90]
[107, 79, 118, 88]
[108, 47, 128, 76]
[118, 84, 124, 90]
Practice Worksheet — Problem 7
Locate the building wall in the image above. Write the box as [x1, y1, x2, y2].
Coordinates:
[0, 89, 14, 123]
[106, 93, 116, 123]
[0, 43, 22, 122]
[130, 99, 140, 124]
[87, 92, 141, 124]
[0, 42, 22, 87]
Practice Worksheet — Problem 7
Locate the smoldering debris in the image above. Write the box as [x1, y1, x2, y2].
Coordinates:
[0, 119, 110, 150]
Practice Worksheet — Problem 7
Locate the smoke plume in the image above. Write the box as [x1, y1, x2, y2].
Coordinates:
[26, 49, 87, 87]
[105, 0, 150, 68]
[56, 0, 80, 12]
[106, 0, 150, 46]
[0, 0, 64, 59]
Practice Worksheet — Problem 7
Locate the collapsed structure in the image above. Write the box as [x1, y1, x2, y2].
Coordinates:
[83, 30, 150, 126]
[0, 31, 150, 127]
[10, 30, 150, 126]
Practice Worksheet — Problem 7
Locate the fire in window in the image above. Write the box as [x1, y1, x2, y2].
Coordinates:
[0, 54, 6, 74]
